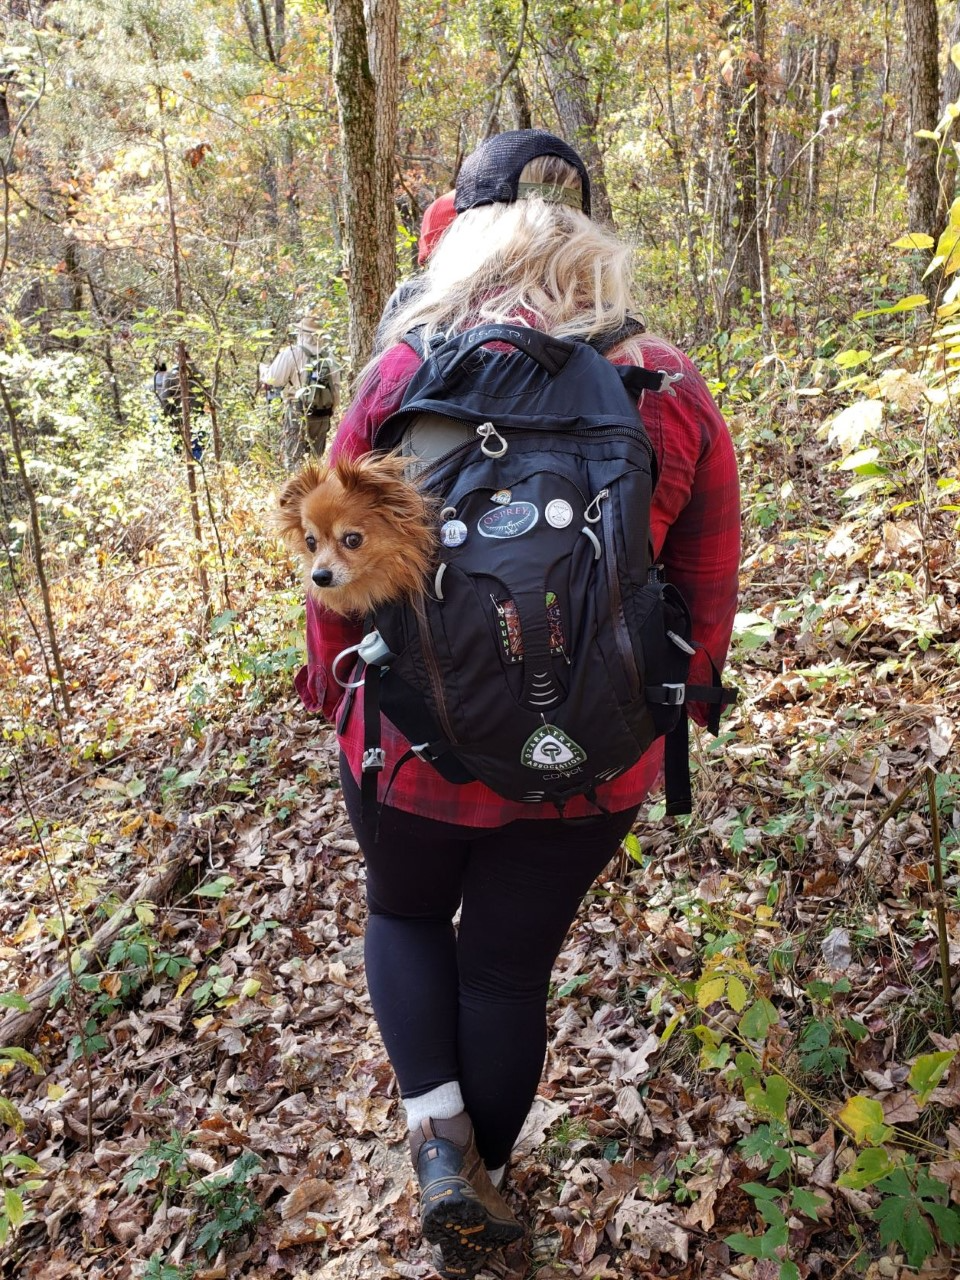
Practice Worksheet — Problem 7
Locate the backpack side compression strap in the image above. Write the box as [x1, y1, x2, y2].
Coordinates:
[654, 656, 738, 815]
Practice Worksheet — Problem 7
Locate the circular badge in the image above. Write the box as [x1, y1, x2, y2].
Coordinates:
[477, 502, 539, 540]
[545, 499, 573, 529]
[440, 519, 469, 548]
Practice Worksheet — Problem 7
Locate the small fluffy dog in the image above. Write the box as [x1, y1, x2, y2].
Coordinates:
[274, 453, 436, 617]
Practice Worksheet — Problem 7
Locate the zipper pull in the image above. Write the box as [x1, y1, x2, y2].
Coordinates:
[583, 488, 610, 524]
[477, 421, 508, 457]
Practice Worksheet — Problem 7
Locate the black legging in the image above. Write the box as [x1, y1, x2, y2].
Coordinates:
[341, 760, 638, 1168]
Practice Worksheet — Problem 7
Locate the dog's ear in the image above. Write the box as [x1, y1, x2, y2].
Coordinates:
[272, 462, 326, 539]
[336, 452, 431, 528]
[277, 462, 327, 511]
[334, 451, 407, 490]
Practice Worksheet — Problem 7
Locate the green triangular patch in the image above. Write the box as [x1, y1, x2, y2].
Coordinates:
[521, 725, 587, 772]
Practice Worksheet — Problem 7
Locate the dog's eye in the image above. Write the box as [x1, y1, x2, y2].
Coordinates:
[343, 532, 363, 550]
[305, 534, 317, 552]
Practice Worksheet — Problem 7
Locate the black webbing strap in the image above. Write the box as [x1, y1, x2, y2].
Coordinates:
[588, 315, 647, 355]
[361, 663, 385, 828]
[404, 318, 648, 365]
[401, 327, 427, 361]
[664, 715, 693, 816]
[655, 654, 739, 815]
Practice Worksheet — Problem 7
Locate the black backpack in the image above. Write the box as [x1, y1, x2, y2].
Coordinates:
[297, 349, 336, 417]
[158, 365, 203, 417]
[340, 324, 735, 820]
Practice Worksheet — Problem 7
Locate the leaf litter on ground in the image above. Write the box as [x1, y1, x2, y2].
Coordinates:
[0, 437, 959, 1279]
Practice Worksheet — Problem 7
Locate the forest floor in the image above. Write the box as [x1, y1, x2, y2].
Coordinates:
[1, 393, 959, 1280]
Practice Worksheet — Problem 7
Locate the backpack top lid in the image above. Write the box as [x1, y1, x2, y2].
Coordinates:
[374, 325, 664, 454]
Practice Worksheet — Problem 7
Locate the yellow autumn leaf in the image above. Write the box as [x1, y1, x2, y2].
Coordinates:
[891, 233, 934, 251]
[727, 975, 749, 1012]
[47, 1083, 66, 1101]
[241, 979, 261, 999]
[12, 910, 40, 945]
[134, 902, 155, 927]
[838, 1095, 894, 1145]
[696, 976, 726, 1009]
[175, 969, 198, 999]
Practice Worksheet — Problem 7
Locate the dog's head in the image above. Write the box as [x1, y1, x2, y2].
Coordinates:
[274, 453, 435, 616]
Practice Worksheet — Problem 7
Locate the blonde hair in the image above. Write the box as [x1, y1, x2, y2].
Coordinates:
[377, 156, 638, 354]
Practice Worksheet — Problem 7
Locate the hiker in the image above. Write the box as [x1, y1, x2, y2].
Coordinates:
[156, 355, 208, 461]
[374, 190, 457, 353]
[261, 315, 340, 468]
[294, 130, 740, 1277]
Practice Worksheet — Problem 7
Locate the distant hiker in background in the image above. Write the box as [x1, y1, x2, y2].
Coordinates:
[373, 191, 457, 354]
[152, 360, 167, 403]
[261, 315, 341, 469]
[155, 355, 209, 461]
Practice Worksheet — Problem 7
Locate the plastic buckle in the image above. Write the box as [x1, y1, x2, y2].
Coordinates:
[654, 369, 684, 396]
[411, 742, 438, 763]
[362, 747, 386, 773]
[357, 630, 394, 665]
[662, 683, 686, 706]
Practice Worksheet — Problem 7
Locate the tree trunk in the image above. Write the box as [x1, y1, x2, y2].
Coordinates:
[0, 376, 72, 719]
[717, 22, 760, 302]
[904, 0, 941, 235]
[938, 1, 960, 221]
[871, 2, 892, 218]
[807, 35, 838, 230]
[158, 96, 210, 614]
[539, 14, 614, 225]
[481, 0, 531, 136]
[753, 0, 773, 347]
[767, 21, 806, 238]
[367, 0, 399, 310]
[329, 0, 398, 372]
[663, 0, 709, 333]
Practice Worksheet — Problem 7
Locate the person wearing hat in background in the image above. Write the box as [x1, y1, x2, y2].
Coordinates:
[295, 130, 740, 1276]
[373, 191, 458, 353]
[262, 314, 341, 468]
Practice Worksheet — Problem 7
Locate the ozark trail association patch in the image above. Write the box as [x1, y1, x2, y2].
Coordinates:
[521, 725, 587, 771]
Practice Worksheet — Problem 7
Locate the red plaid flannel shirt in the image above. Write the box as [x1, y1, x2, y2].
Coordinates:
[294, 333, 741, 826]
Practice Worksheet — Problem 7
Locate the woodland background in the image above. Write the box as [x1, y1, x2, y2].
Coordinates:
[1, 1, 960, 1278]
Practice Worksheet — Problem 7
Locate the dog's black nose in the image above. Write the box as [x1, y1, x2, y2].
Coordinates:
[312, 567, 334, 587]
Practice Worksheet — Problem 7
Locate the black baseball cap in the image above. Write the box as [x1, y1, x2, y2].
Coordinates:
[454, 129, 591, 218]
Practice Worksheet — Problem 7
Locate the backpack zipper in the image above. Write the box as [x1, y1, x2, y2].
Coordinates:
[602, 504, 641, 697]
[417, 611, 458, 745]
[411, 421, 654, 484]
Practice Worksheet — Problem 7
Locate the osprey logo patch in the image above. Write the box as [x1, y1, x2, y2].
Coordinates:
[521, 725, 587, 772]
[478, 502, 538, 539]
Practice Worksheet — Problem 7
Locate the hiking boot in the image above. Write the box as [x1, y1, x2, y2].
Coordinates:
[429, 1243, 477, 1279]
[411, 1113, 522, 1275]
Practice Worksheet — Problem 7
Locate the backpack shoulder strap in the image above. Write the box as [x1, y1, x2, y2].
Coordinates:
[588, 315, 647, 356]
[400, 326, 427, 361]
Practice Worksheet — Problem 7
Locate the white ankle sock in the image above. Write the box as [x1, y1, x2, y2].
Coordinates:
[404, 1082, 464, 1131]
[486, 1163, 505, 1188]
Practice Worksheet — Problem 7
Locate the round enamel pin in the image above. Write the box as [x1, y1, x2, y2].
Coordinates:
[491, 489, 512, 505]
[440, 519, 469, 548]
[545, 498, 573, 528]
